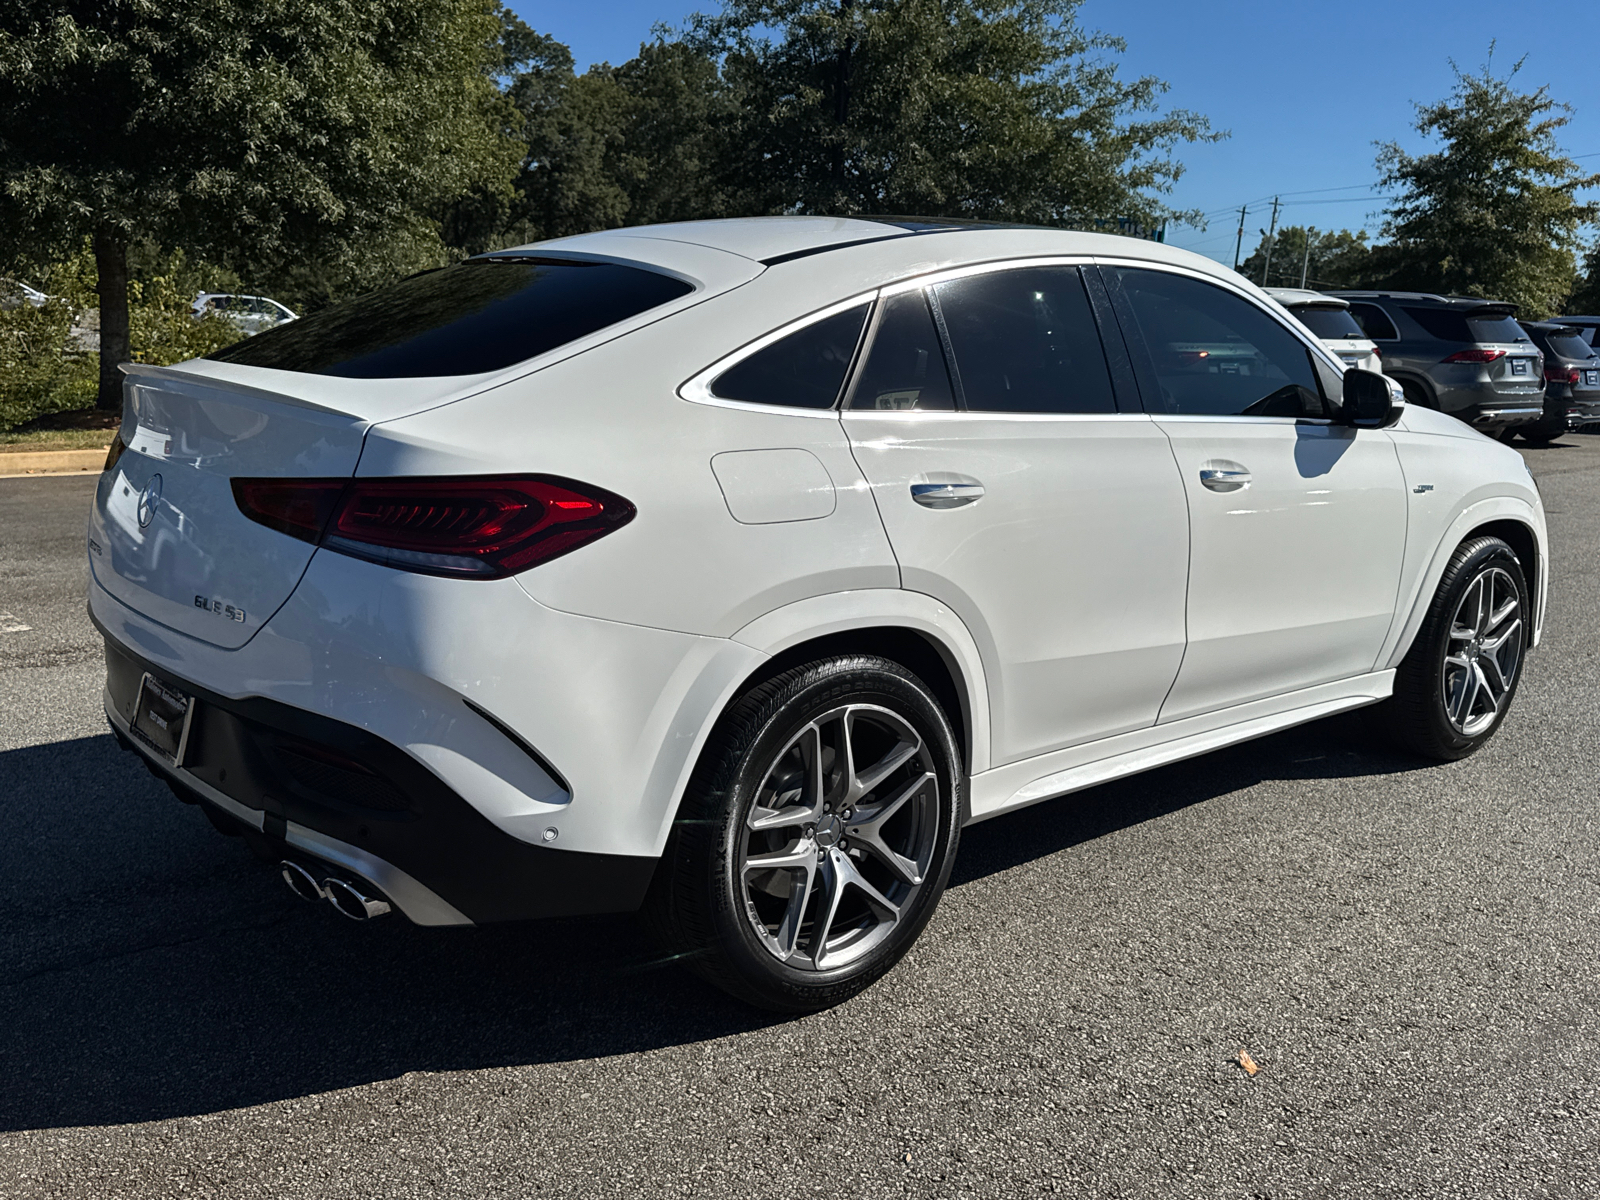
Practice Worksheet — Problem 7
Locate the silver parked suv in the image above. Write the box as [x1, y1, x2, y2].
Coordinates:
[1331, 291, 1544, 432]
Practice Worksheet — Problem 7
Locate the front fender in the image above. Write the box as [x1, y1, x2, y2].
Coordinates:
[1377, 493, 1547, 670]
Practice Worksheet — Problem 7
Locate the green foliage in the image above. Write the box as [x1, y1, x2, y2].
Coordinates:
[0, 0, 523, 402]
[504, 32, 740, 243]
[1566, 244, 1600, 315]
[1373, 55, 1600, 319]
[1236, 227, 1374, 290]
[0, 243, 241, 431]
[0, 0, 521, 272]
[688, 0, 1222, 225]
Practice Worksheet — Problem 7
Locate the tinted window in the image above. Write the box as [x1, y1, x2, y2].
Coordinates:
[1466, 314, 1529, 343]
[933, 267, 1116, 414]
[1291, 306, 1366, 341]
[711, 303, 869, 409]
[1547, 332, 1597, 361]
[846, 291, 955, 411]
[208, 258, 693, 378]
[1346, 303, 1399, 340]
[1112, 268, 1326, 418]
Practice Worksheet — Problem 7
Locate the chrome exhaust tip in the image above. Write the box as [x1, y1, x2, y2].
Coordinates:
[323, 876, 392, 921]
[281, 860, 326, 903]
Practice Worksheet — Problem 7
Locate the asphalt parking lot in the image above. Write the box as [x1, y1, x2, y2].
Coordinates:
[2, 435, 1598, 1199]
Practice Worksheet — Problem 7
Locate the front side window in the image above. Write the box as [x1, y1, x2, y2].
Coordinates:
[208, 258, 694, 379]
[845, 291, 955, 411]
[932, 266, 1116, 414]
[1111, 268, 1326, 418]
[710, 303, 870, 409]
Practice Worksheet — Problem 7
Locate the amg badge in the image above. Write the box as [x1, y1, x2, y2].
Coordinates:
[195, 595, 247, 623]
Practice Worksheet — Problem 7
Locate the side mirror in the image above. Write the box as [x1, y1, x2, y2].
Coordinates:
[1339, 368, 1396, 427]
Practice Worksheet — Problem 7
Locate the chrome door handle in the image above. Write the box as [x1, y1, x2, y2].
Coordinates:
[911, 481, 985, 509]
[1199, 468, 1251, 492]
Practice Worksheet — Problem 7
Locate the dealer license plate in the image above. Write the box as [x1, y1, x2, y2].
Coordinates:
[1510, 358, 1529, 376]
[132, 673, 195, 764]
[1586, 370, 1599, 386]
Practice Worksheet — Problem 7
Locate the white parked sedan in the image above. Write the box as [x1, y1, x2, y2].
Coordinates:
[192, 292, 298, 335]
[92, 218, 1546, 1010]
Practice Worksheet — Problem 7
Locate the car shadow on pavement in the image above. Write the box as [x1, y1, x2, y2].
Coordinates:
[1, 713, 1424, 1131]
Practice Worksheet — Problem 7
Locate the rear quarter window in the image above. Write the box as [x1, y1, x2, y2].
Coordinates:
[1291, 306, 1366, 341]
[1346, 303, 1399, 340]
[710, 303, 871, 409]
[207, 258, 694, 378]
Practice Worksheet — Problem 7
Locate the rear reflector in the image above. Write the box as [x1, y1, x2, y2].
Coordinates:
[233, 475, 634, 578]
[1442, 349, 1507, 364]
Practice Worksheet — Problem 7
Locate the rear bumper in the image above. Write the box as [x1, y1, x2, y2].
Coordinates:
[101, 631, 659, 924]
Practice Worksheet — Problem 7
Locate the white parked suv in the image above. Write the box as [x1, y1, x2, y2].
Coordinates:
[92, 218, 1546, 1010]
[1266, 287, 1383, 373]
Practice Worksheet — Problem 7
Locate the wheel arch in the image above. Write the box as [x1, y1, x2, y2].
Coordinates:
[1379, 497, 1546, 670]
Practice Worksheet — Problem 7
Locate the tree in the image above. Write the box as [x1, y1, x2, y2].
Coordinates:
[1373, 54, 1599, 319]
[0, 0, 522, 407]
[1566, 243, 1600, 315]
[689, 0, 1221, 225]
[507, 32, 739, 243]
[1236, 226, 1373, 290]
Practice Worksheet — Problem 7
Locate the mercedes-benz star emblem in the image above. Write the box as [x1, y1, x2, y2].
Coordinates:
[136, 474, 163, 528]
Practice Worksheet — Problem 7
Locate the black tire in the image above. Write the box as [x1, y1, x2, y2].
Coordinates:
[1399, 379, 1435, 410]
[1376, 536, 1530, 761]
[646, 656, 964, 1012]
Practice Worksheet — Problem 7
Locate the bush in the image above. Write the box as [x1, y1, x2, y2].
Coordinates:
[0, 244, 244, 431]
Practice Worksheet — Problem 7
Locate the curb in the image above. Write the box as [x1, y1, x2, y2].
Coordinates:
[0, 448, 109, 478]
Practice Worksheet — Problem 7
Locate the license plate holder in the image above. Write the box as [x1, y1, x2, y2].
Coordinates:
[132, 672, 195, 765]
[1586, 370, 1598, 386]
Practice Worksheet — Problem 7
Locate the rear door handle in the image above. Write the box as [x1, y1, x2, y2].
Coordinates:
[911, 481, 985, 509]
[1199, 468, 1251, 493]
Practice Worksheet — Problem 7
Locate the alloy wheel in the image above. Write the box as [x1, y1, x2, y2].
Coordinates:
[738, 704, 939, 972]
[1441, 565, 1523, 738]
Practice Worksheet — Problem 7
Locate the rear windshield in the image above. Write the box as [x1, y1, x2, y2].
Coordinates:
[1546, 332, 1597, 361]
[1401, 306, 1527, 344]
[1290, 306, 1365, 341]
[207, 258, 693, 378]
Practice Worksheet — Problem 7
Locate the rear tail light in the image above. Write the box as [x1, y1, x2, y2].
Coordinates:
[1545, 365, 1580, 384]
[232, 475, 635, 578]
[1442, 348, 1507, 364]
[1370, 346, 1381, 358]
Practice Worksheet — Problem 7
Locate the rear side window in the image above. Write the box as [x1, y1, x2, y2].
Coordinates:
[711, 303, 870, 408]
[207, 258, 694, 378]
[1110, 267, 1326, 418]
[1346, 303, 1399, 340]
[932, 266, 1117, 414]
[1290, 306, 1365, 341]
[846, 291, 955, 411]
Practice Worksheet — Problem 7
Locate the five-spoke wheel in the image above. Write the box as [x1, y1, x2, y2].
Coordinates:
[648, 656, 962, 1012]
[1381, 535, 1529, 760]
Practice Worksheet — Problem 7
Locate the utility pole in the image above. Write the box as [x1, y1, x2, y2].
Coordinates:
[1259, 196, 1281, 286]
[1232, 205, 1248, 270]
[1299, 227, 1313, 289]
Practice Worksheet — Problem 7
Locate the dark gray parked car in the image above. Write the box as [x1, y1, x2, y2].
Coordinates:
[1557, 315, 1600, 350]
[1331, 291, 1544, 432]
[1517, 320, 1600, 442]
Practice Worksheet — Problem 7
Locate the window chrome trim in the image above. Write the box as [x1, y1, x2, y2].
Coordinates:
[678, 290, 879, 415]
[877, 254, 1098, 298]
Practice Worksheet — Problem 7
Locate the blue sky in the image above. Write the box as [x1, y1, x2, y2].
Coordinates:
[509, 1, 1600, 265]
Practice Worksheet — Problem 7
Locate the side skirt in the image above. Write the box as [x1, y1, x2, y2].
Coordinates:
[967, 670, 1395, 824]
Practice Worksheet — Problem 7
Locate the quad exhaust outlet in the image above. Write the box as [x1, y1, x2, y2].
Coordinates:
[280, 860, 392, 920]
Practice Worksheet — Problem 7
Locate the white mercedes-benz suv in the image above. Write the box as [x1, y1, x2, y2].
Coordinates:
[90, 217, 1546, 1011]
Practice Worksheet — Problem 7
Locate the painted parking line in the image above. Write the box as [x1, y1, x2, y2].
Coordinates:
[0, 610, 33, 633]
